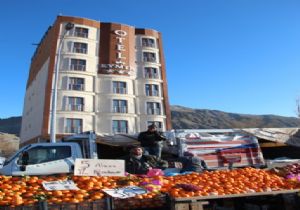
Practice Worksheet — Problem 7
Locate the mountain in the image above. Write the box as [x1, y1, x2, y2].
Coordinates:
[1, 106, 300, 136]
[171, 105, 300, 129]
[0, 117, 22, 136]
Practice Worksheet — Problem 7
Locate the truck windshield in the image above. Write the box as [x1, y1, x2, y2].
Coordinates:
[24, 146, 72, 165]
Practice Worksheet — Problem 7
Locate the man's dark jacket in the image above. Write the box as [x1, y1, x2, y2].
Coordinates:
[124, 154, 168, 175]
[138, 131, 166, 147]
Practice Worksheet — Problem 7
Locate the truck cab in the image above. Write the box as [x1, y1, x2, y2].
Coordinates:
[0, 131, 97, 176]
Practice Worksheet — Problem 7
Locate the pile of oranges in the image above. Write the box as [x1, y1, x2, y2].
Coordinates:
[0, 168, 299, 208]
[163, 167, 300, 198]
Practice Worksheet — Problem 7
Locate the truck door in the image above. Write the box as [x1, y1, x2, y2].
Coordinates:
[12, 145, 74, 176]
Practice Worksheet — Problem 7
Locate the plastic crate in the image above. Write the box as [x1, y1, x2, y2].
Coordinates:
[0, 199, 108, 210]
[112, 194, 167, 210]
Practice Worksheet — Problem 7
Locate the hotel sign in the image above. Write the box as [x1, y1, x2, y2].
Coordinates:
[99, 29, 133, 75]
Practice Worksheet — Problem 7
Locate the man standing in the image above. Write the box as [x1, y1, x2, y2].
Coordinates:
[138, 124, 166, 158]
[124, 145, 168, 175]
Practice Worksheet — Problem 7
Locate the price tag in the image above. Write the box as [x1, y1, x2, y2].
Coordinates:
[102, 186, 147, 199]
[42, 180, 79, 191]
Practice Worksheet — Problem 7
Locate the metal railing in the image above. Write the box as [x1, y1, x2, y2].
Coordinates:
[68, 104, 84, 111]
[65, 126, 82, 133]
[70, 64, 86, 71]
[145, 73, 159, 79]
[113, 87, 127, 94]
[146, 90, 159, 96]
[68, 84, 84, 91]
[72, 48, 87, 54]
[147, 108, 161, 115]
[112, 127, 128, 134]
[143, 57, 156, 62]
[142, 43, 156, 48]
[113, 106, 128, 113]
[73, 31, 88, 38]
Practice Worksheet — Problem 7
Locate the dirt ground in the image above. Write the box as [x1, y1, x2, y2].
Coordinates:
[0, 132, 19, 158]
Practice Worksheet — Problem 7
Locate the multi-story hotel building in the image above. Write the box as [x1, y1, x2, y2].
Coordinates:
[20, 15, 171, 145]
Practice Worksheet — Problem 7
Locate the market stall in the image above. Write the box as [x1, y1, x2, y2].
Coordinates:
[0, 166, 300, 210]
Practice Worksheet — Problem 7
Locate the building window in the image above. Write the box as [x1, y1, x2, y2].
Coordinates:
[65, 118, 82, 133]
[113, 100, 127, 113]
[142, 38, 156, 48]
[146, 102, 161, 115]
[68, 77, 84, 91]
[143, 52, 156, 62]
[73, 42, 88, 54]
[113, 81, 127, 94]
[74, 27, 88, 38]
[147, 121, 162, 130]
[112, 120, 128, 134]
[70, 59, 86, 71]
[145, 84, 159, 96]
[144, 67, 159, 79]
[67, 97, 84, 111]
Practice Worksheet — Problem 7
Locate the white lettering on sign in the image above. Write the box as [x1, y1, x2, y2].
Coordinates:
[116, 52, 126, 60]
[114, 30, 127, 36]
[74, 158, 125, 177]
[42, 180, 79, 191]
[100, 29, 133, 75]
[100, 64, 129, 70]
[116, 37, 126, 43]
[103, 186, 147, 199]
[115, 30, 127, 61]
[116, 44, 125, 51]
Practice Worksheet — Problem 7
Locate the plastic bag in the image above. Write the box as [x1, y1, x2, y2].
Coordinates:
[147, 168, 164, 177]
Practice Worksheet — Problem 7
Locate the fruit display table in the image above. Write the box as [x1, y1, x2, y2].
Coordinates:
[169, 189, 300, 210]
[0, 167, 300, 210]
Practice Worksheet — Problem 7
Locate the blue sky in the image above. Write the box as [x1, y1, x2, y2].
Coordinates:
[1, 0, 300, 118]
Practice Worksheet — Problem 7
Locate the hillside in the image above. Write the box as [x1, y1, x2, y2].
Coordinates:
[1, 106, 300, 136]
[0, 116, 22, 136]
[171, 105, 300, 129]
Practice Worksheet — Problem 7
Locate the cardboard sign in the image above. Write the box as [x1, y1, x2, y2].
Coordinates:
[102, 186, 147, 199]
[42, 180, 79, 191]
[74, 158, 125, 177]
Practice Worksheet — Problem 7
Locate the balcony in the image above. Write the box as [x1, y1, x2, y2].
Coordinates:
[67, 104, 84, 111]
[143, 57, 157, 63]
[142, 43, 156, 48]
[70, 64, 86, 71]
[113, 128, 128, 134]
[65, 126, 82, 134]
[147, 108, 161, 115]
[145, 73, 159, 79]
[74, 31, 88, 38]
[113, 106, 128, 113]
[68, 84, 84, 91]
[72, 48, 87, 54]
[146, 90, 159, 97]
[113, 87, 127, 94]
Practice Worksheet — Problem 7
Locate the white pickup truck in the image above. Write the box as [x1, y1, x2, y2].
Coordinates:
[0, 131, 98, 176]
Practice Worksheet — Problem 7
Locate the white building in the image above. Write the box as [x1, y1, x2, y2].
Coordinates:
[20, 16, 172, 145]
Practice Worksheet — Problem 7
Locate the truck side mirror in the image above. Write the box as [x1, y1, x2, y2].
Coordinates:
[20, 165, 26, 171]
[18, 151, 29, 165]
